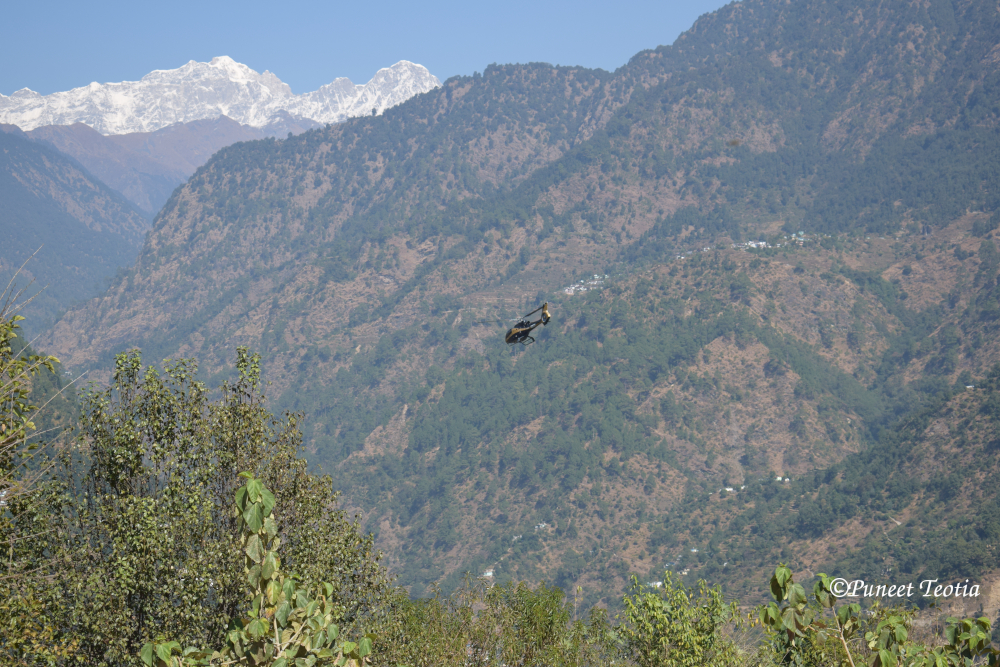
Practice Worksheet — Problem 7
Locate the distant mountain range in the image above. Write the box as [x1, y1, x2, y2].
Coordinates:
[1, 57, 441, 324]
[1, 59, 441, 215]
[0, 57, 441, 135]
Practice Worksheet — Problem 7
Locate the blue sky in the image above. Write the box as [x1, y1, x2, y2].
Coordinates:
[3, 0, 733, 96]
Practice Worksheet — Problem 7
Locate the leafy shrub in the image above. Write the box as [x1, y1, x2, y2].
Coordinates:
[141, 473, 372, 667]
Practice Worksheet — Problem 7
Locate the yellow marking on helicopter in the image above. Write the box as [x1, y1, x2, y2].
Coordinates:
[504, 303, 551, 346]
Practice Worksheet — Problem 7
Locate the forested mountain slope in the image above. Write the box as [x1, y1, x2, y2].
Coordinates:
[40, 0, 1000, 605]
[0, 126, 150, 334]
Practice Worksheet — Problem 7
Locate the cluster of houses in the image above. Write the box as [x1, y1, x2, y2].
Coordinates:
[708, 477, 793, 497]
[562, 274, 608, 296]
[673, 247, 713, 260]
[708, 484, 746, 495]
[732, 240, 780, 250]
[664, 231, 818, 260]
[730, 231, 812, 252]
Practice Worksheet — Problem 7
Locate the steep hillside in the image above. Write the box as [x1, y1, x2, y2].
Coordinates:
[0, 126, 149, 334]
[676, 346, 1000, 620]
[26, 119, 264, 215]
[41, 60, 621, 371]
[304, 220, 1000, 607]
[26, 116, 326, 215]
[40, 0, 1000, 605]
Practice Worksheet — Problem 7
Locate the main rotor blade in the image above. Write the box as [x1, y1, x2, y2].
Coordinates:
[523, 305, 544, 318]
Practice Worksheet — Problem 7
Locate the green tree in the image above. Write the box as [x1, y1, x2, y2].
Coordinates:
[759, 565, 859, 666]
[620, 572, 742, 667]
[0, 283, 78, 664]
[375, 578, 615, 667]
[55, 347, 391, 666]
[141, 473, 372, 667]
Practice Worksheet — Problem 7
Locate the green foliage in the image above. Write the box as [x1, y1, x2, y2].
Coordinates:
[0, 312, 58, 447]
[140, 473, 370, 667]
[620, 572, 742, 667]
[0, 286, 78, 664]
[6, 346, 390, 666]
[759, 566, 859, 666]
[381, 578, 615, 667]
[758, 565, 1000, 667]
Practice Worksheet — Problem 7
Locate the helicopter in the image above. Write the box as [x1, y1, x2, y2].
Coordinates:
[439, 302, 552, 346]
[504, 302, 551, 346]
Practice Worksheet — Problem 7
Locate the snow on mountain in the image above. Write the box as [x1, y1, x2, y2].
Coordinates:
[287, 61, 443, 123]
[0, 57, 441, 135]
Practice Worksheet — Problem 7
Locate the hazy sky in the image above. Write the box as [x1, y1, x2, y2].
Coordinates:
[2, 0, 733, 96]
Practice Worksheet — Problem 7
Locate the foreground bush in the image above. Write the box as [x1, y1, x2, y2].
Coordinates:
[374, 578, 616, 666]
[142, 473, 372, 667]
[1, 286, 79, 664]
[1, 339, 392, 666]
[621, 572, 745, 667]
[759, 565, 1000, 667]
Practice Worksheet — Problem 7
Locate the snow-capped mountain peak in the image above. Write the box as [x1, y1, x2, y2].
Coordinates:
[0, 58, 441, 134]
